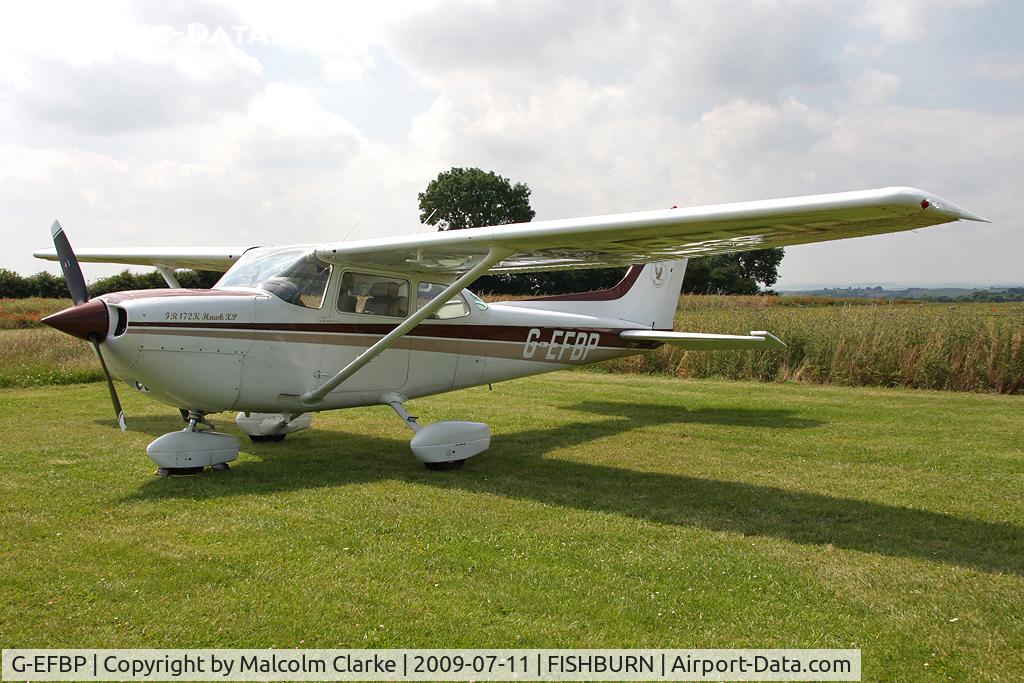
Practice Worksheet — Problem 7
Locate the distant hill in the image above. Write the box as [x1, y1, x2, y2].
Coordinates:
[780, 286, 1024, 302]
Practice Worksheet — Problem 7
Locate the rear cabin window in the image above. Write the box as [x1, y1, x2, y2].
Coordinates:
[337, 272, 410, 317]
[416, 282, 471, 319]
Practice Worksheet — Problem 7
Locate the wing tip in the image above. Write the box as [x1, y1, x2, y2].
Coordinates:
[931, 202, 990, 223]
[751, 330, 787, 350]
[954, 208, 990, 223]
[883, 186, 989, 223]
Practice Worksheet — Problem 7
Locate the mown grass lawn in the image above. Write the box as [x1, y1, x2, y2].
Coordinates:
[0, 374, 1021, 681]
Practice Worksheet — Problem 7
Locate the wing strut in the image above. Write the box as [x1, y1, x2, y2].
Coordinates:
[297, 247, 511, 408]
[154, 264, 181, 288]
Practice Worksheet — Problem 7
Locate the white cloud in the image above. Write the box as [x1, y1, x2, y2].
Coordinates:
[847, 69, 902, 108]
[860, 0, 987, 43]
[390, 0, 842, 104]
[12, 50, 263, 135]
[0, 5, 265, 136]
[976, 58, 1024, 81]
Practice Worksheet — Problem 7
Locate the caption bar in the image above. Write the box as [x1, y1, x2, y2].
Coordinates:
[3, 649, 859, 681]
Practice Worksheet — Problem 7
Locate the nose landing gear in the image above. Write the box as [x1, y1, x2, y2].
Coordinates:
[148, 411, 239, 477]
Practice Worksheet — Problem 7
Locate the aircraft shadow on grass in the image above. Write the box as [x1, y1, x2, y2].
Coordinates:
[118, 401, 1023, 576]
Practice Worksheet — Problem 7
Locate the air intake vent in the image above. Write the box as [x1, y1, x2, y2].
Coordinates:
[113, 307, 128, 337]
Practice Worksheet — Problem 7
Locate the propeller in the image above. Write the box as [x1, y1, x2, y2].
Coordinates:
[50, 220, 127, 432]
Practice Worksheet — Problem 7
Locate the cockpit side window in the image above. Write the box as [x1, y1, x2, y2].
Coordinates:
[215, 248, 331, 309]
[337, 272, 410, 318]
[464, 289, 489, 311]
[416, 282, 471, 319]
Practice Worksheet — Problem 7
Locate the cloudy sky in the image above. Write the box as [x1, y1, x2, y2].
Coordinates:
[1, 0, 1021, 287]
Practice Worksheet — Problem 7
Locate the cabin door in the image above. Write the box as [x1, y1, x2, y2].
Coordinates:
[317, 269, 411, 394]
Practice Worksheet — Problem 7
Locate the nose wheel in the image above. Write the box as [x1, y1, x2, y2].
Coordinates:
[424, 460, 465, 471]
[148, 411, 239, 476]
[155, 466, 205, 477]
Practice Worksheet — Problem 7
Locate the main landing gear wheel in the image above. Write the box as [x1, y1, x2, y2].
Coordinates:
[424, 459, 465, 471]
[382, 393, 491, 471]
[248, 434, 286, 443]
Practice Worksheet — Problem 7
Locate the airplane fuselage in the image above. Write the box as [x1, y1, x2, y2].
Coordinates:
[97, 288, 658, 414]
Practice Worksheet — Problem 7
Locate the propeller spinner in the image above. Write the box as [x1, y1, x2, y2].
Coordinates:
[42, 221, 127, 432]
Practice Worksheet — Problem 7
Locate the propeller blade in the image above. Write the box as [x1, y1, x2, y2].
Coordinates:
[51, 220, 89, 305]
[90, 338, 127, 432]
[47, 222, 124, 430]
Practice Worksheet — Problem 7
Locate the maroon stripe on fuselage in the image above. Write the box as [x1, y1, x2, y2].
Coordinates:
[128, 321, 658, 348]
[517, 265, 642, 302]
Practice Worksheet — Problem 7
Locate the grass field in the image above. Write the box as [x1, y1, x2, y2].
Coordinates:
[0, 374, 1021, 681]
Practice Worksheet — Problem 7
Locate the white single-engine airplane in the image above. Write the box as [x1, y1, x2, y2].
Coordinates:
[36, 187, 985, 475]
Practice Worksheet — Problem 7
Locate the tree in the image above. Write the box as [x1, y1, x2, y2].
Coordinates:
[178, 270, 223, 289]
[419, 168, 625, 294]
[0, 269, 29, 298]
[681, 248, 785, 294]
[88, 269, 222, 297]
[0, 268, 223, 299]
[26, 271, 69, 298]
[420, 167, 536, 293]
[418, 167, 535, 230]
[0, 269, 71, 298]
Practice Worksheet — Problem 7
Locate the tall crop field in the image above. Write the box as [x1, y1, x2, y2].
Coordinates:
[0, 297, 72, 329]
[599, 296, 1024, 394]
[0, 328, 102, 387]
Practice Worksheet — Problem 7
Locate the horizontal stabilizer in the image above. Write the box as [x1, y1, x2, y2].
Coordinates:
[621, 329, 786, 351]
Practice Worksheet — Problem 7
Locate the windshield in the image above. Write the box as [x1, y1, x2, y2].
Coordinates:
[216, 247, 331, 309]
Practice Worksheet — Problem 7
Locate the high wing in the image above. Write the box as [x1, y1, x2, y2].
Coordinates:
[316, 187, 986, 275]
[33, 187, 985, 277]
[33, 246, 252, 272]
